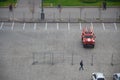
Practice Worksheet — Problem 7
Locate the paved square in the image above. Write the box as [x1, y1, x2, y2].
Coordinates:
[25, 23, 34, 31]
[104, 23, 116, 31]
[59, 23, 68, 30]
[36, 23, 46, 31]
[0, 22, 120, 80]
[14, 23, 24, 31]
[93, 23, 104, 32]
[70, 23, 80, 30]
[2, 22, 12, 31]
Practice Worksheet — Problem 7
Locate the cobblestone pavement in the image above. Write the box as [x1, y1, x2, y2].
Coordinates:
[0, 22, 120, 80]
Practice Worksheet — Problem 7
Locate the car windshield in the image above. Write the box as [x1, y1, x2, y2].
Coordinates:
[84, 36, 93, 38]
[98, 78, 105, 80]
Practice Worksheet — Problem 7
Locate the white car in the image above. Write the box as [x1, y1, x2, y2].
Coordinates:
[92, 72, 105, 80]
[113, 73, 120, 80]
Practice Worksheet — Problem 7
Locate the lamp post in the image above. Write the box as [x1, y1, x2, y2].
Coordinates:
[41, 0, 45, 20]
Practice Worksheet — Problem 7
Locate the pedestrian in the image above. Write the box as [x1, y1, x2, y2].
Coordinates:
[9, 4, 13, 12]
[57, 4, 62, 13]
[79, 60, 84, 71]
[102, 1, 107, 10]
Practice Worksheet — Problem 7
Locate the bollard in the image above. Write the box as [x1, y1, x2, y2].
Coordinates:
[91, 54, 93, 66]
[52, 53, 54, 65]
[69, 12, 71, 22]
[71, 53, 73, 65]
[111, 53, 113, 66]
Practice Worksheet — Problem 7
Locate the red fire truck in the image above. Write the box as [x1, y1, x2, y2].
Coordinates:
[81, 26, 96, 48]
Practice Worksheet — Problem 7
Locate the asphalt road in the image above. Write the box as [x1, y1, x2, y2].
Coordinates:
[0, 22, 120, 80]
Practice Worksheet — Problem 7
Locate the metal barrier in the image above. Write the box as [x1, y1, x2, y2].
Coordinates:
[32, 51, 120, 66]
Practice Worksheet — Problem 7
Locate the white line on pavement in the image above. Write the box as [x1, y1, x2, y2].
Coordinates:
[23, 23, 26, 30]
[45, 22, 47, 30]
[11, 22, 14, 30]
[102, 23, 105, 30]
[57, 23, 59, 30]
[91, 22, 93, 27]
[0, 22, 4, 30]
[114, 23, 117, 31]
[34, 23, 36, 30]
[79, 23, 81, 30]
[68, 23, 70, 30]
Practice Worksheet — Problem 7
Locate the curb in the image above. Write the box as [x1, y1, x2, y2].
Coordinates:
[43, 6, 120, 8]
[0, 18, 119, 23]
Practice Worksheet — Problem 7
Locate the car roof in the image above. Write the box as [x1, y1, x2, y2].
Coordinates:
[94, 72, 105, 78]
[114, 73, 120, 77]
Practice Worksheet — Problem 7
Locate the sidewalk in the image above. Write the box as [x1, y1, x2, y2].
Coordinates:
[0, 0, 120, 22]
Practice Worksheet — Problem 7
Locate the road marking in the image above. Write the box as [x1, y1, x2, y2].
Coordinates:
[79, 23, 81, 30]
[102, 23, 105, 30]
[11, 22, 14, 30]
[91, 22, 93, 27]
[68, 23, 70, 30]
[45, 22, 47, 30]
[34, 23, 36, 30]
[57, 23, 59, 30]
[23, 23, 26, 30]
[0, 22, 4, 30]
[114, 23, 117, 31]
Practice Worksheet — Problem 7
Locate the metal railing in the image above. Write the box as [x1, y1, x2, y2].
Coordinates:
[32, 51, 120, 66]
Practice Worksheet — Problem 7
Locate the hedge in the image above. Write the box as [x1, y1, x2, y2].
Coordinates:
[0, 0, 7, 2]
[82, 0, 97, 3]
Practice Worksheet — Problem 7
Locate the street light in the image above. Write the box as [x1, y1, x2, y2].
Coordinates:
[41, 0, 45, 20]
